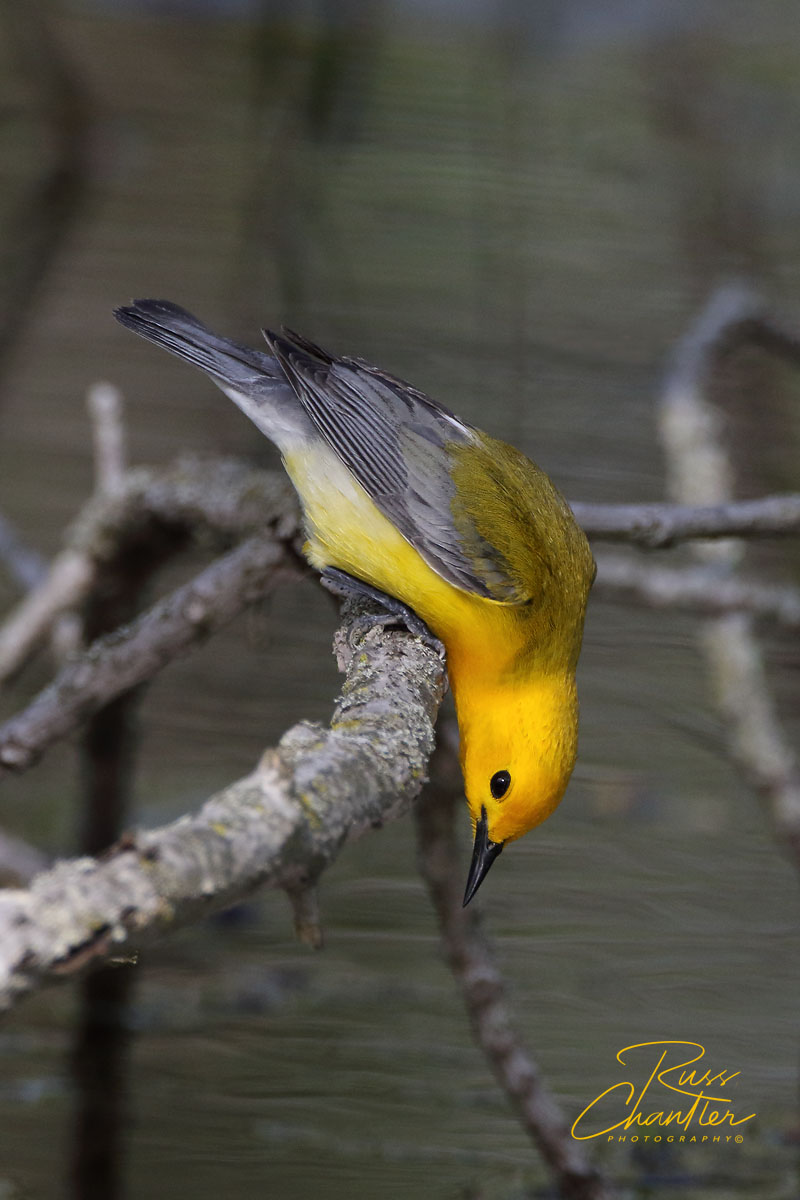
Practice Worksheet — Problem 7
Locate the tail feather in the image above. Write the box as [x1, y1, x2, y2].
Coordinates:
[114, 299, 312, 449]
[114, 299, 283, 388]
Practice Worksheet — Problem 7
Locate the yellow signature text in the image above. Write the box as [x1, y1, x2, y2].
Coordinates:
[571, 1041, 756, 1140]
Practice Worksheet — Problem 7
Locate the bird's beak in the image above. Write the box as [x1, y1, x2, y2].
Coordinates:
[462, 806, 504, 906]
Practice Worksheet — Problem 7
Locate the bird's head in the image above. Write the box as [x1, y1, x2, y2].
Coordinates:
[459, 675, 579, 904]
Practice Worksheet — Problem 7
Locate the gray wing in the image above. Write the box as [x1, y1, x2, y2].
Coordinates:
[267, 328, 514, 600]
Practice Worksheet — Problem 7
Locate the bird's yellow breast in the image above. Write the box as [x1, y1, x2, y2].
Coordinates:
[283, 443, 526, 676]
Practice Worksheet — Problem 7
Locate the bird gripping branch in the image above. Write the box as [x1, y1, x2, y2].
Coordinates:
[114, 300, 594, 903]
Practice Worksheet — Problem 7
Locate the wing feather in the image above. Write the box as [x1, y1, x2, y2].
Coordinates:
[266, 329, 524, 600]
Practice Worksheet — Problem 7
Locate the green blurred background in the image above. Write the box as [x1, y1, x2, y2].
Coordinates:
[0, 1, 798, 1196]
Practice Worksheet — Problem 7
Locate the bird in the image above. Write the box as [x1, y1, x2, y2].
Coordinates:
[114, 300, 595, 904]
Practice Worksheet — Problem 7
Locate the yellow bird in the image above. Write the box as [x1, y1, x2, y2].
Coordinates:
[114, 301, 595, 903]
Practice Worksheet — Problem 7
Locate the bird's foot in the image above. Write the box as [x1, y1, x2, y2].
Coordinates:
[321, 567, 446, 659]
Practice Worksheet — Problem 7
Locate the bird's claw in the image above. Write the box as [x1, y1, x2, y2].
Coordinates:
[321, 567, 446, 659]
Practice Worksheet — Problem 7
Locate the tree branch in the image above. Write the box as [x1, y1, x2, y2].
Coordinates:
[573, 280, 800, 549]
[87, 381, 126, 495]
[571, 494, 800, 548]
[0, 550, 96, 683]
[593, 553, 800, 627]
[0, 457, 300, 684]
[0, 603, 446, 1012]
[0, 534, 303, 779]
[416, 744, 611, 1200]
[658, 281, 800, 864]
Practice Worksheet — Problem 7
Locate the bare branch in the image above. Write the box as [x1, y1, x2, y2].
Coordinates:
[0, 550, 95, 682]
[87, 381, 126, 494]
[593, 553, 800, 627]
[0, 534, 302, 779]
[416, 747, 611, 1200]
[703, 615, 800, 861]
[286, 883, 323, 949]
[571, 494, 800, 548]
[574, 281, 800, 550]
[0, 604, 446, 1012]
[0, 458, 300, 684]
[658, 282, 800, 863]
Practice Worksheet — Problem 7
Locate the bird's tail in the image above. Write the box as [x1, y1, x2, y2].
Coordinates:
[113, 299, 284, 389]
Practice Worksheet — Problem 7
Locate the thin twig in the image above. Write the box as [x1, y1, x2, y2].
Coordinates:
[0, 602, 446, 1012]
[593, 553, 800, 627]
[571, 494, 800, 548]
[416, 745, 612, 1200]
[87, 381, 126, 494]
[0, 534, 302, 779]
[0, 550, 95, 683]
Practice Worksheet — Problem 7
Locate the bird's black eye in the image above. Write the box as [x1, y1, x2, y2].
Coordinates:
[490, 770, 511, 799]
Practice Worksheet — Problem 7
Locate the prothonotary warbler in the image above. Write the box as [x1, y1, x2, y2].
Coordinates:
[114, 301, 595, 903]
